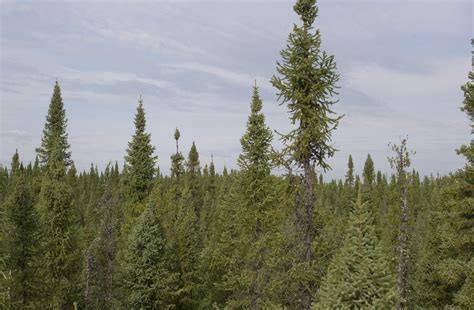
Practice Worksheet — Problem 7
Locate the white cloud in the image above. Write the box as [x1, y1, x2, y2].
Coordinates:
[170, 62, 272, 91]
[346, 57, 469, 107]
[60, 68, 175, 90]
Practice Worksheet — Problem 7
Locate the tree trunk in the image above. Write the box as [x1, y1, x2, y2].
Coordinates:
[397, 183, 409, 309]
[301, 159, 315, 310]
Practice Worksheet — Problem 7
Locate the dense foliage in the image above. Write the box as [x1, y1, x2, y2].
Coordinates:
[0, 1, 472, 309]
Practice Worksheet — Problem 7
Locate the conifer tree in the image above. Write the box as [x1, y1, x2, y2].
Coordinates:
[36, 81, 72, 169]
[345, 155, 354, 188]
[413, 50, 474, 308]
[313, 191, 395, 309]
[171, 128, 185, 183]
[185, 142, 203, 215]
[174, 193, 200, 308]
[3, 151, 39, 308]
[271, 0, 341, 307]
[84, 168, 117, 309]
[363, 154, 375, 187]
[227, 84, 279, 307]
[173, 141, 203, 308]
[388, 138, 415, 309]
[124, 97, 157, 205]
[36, 82, 79, 308]
[200, 158, 218, 244]
[124, 203, 178, 309]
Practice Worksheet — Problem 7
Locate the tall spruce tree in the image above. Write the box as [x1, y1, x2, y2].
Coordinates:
[271, 0, 341, 307]
[313, 191, 396, 309]
[36, 81, 79, 308]
[124, 97, 157, 205]
[345, 155, 354, 188]
[171, 128, 185, 183]
[224, 84, 280, 307]
[388, 138, 415, 309]
[36, 81, 72, 169]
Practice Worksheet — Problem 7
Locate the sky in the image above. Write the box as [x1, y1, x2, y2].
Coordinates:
[0, 0, 472, 179]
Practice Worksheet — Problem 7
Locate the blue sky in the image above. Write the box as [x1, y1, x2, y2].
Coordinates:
[0, 0, 472, 179]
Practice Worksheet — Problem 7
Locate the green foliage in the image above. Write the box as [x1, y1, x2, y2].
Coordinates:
[1, 7, 473, 310]
[345, 155, 354, 188]
[36, 81, 72, 169]
[313, 193, 396, 309]
[2, 152, 40, 308]
[271, 0, 341, 171]
[124, 98, 157, 205]
[124, 203, 179, 309]
[84, 170, 118, 309]
[411, 65, 474, 308]
[363, 154, 375, 187]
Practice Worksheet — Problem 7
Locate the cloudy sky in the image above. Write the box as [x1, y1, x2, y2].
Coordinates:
[0, 0, 472, 179]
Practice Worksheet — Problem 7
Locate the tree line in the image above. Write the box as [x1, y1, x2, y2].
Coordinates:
[1, 0, 472, 309]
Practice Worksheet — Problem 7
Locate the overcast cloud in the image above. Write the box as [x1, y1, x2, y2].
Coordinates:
[1, 0, 472, 179]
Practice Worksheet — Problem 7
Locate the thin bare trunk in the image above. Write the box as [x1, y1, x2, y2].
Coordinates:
[397, 184, 409, 309]
[301, 159, 315, 310]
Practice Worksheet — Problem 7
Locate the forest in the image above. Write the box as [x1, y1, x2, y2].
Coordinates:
[0, 0, 472, 309]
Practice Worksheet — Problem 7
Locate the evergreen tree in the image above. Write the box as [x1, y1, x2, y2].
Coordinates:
[36, 82, 79, 308]
[363, 154, 375, 188]
[36, 81, 72, 169]
[2, 151, 40, 308]
[124, 97, 157, 205]
[271, 0, 341, 307]
[412, 51, 474, 308]
[124, 203, 178, 309]
[171, 128, 185, 183]
[388, 138, 415, 309]
[185, 141, 203, 215]
[84, 169, 118, 309]
[345, 154, 354, 188]
[313, 192, 396, 309]
[173, 141, 202, 308]
[224, 84, 281, 308]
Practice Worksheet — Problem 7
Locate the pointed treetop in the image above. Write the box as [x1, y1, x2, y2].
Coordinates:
[251, 83, 263, 114]
[11, 149, 20, 176]
[363, 154, 375, 185]
[293, 0, 318, 26]
[133, 97, 147, 134]
[174, 128, 181, 142]
[37, 81, 72, 172]
[345, 154, 354, 187]
[187, 141, 200, 175]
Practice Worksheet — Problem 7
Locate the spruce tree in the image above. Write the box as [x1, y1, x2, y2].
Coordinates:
[124, 97, 157, 205]
[173, 141, 202, 308]
[388, 138, 415, 309]
[363, 154, 375, 187]
[185, 141, 203, 215]
[3, 151, 40, 308]
[84, 168, 117, 309]
[271, 0, 341, 307]
[413, 50, 474, 308]
[36, 82, 79, 308]
[227, 84, 279, 307]
[313, 192, 396, 309]
[36, 81, 72, 169]
[171, 128, 185, 183]
[124, 203, 178, 309]
[345, 154, 354, 188]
